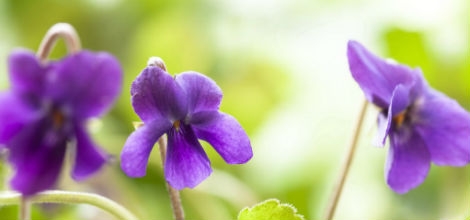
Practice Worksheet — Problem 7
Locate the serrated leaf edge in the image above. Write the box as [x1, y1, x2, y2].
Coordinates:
[237, 198, 306, 220]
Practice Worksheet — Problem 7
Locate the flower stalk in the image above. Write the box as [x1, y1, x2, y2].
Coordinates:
[158, 137, 185, 220]
[130, 57, 185, 220]
[324, 99, 368, 220]
[37, 23, 81, 62]
[17, 22, 82, 220]
[19, 197, 31, 220]
[0, 190, 138, 220]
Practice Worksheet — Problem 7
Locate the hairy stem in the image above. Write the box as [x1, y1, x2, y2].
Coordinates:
[157, 137, 185, 220]
[0, 190, 138, 220]
[37, 23, 81, 62]
[324, 99, 369, 220]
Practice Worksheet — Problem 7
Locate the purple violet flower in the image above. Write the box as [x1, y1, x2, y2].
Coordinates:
[347, 40, 470, 193]
[0, 49, 122, 196]
[120, 63, 253, 190]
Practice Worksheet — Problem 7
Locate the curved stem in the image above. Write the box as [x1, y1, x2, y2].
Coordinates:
[0, 190, 138, 220]
[36, 23, 81, 62]
[324, 99, 369, 220]
[157, 137, 185, 220]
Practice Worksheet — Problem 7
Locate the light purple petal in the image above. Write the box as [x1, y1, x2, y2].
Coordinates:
[385, 128, 430, 194]
[7, 118, 68, 196]
[165, 123, 212, 189]
[0, 92, 39, 143]
[374, 84, 410, 146]
[121, 119, 172, 177]
[8, 49, 47, 97]
[131, 66, 187, 123]
[347, 40, 419, 108]
[175, 72, 222, 114]
[374, 113, 388, 147]
[46, 50, 122, 119]
[192, 112, 253, 164]
[71, 124, 107, 181]
[414, 89, 470, 166]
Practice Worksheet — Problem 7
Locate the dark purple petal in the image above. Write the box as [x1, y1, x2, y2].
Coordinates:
[10, 143, 66, 196]
[192, 112, 252, 164]
[131, 66, 187, 122]
[0, 93, 39, 143]
[46, 50, 122, 119]
[175, 72, 222, 115]
[374, 85, 410, 146]
[386, 128, 430, 194]
[414, 89, 470, 166]
[347, 40, 420, 108]
[71, 124, 107, 181]
[7, 118, 68, 196]
[165, 123, 211, 189]
[8, 49, 46, 97]
[121, 119, 172, 177]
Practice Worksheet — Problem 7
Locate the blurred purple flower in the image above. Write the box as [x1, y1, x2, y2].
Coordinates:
[120, 65, 253, 190]
[0, 49, 122, 196]
[347, 40, 470, 194]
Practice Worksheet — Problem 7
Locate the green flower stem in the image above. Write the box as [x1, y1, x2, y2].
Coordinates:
[37, 23, 81, 63]
[324, 99, 369, 220]
[158, 137, 185, 220]
[0, 190, 138, 220]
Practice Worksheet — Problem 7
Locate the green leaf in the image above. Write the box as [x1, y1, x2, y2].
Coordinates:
[238, 199, 305, 220]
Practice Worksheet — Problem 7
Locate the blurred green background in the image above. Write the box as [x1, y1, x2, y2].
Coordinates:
[0, 0, 468, 219]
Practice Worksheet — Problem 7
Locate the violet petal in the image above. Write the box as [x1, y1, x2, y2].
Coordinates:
[385, 128, 430, 194]
[415, 89, 470, 166]
[165, 123, 212, 189]
[7, 119, 67, 196]
[121, 119, 172, 177]
[0, 93, 39, 143]
[71, 123, 107, 181]
[374, 112, 388, 147]
[175, 72, 222, 114]
[46, 51, 122, 119]
[4, 117, 47, 167]
[192, 111, 253, 164]
[8, 49, 46, 97]
[131, 66, 188, 123]
[374, 84, 410, 146]
[10, 143, 66, 196]
[347, 40, 417, 108]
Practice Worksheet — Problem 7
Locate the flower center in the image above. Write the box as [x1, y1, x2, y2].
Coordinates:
[173, 120, 181, 131]
[52, 109, 66, 129]
[392, 111, 407, 128]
